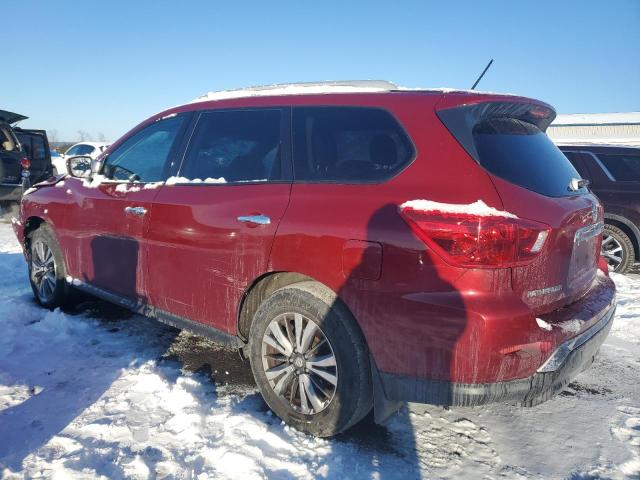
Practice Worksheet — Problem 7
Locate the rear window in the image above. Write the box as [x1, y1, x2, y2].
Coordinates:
[15, 132, 47, 162]
[597, 153, 640, 182]
[292, 107, 414, 183]
[473, 118, 586, 197]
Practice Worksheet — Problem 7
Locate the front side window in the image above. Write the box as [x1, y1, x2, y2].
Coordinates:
[180, 109, 282, 183]
[292, 107, 414, 183]
[104, 115, 185, 182]
[65, 145, 80, 156]
[76, 144, 95, 156]
[597, 154, 640, 182]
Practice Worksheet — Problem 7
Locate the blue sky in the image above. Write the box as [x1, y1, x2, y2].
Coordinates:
[3, 0, 639, 142]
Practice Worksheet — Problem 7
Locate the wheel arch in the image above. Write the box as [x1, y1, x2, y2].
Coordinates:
[237, 271, 324, 342]
[604, 213, 640, 260]
[22, 216, 46, 252]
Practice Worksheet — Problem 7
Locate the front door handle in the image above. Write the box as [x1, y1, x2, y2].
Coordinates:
[237, 214, 271, 225]
[124, 206, 147, 216]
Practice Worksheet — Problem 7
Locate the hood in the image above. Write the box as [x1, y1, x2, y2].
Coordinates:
[0, 109, 28, 124]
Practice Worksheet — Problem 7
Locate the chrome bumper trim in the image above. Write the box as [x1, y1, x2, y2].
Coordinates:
[537, 298, 616, 373]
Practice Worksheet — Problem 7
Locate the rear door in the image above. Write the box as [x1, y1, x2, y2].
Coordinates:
[64, 114, 190, 302]
[14, 129, 52, 182]
[145, 107, 291, 333]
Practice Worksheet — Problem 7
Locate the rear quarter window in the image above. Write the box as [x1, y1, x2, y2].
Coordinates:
[473, 118, 587, 197]
[292, 107, 414, 183]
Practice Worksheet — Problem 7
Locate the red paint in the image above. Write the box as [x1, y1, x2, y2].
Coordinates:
[16, 89, 615, 389]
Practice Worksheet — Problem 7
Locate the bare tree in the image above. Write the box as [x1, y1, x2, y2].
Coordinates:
[77, 130, 92, 142]
[97, 132, 106, 142]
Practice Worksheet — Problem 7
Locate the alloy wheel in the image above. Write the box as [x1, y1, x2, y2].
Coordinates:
[261, 312, 338, 414]
[31, 240, 56, 302]
[601, 233, 625, 272]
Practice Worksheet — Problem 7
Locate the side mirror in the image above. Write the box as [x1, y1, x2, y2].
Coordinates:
[67, 155, 92, 178]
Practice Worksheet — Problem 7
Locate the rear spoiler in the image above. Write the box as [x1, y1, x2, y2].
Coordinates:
[436, 101, 556, 163]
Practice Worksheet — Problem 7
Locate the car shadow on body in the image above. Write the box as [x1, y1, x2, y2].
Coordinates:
[325, 204, 469, 478]
[0, 238, 156, 470]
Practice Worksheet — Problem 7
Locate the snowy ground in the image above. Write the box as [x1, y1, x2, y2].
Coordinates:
[0, 220, 638, 480]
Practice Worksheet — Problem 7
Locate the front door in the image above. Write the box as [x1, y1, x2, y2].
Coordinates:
[145, 108, 291, 333]
[65, 113, 189, 302]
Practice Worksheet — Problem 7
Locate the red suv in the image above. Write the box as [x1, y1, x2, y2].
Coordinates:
[13, 81, 616, 437]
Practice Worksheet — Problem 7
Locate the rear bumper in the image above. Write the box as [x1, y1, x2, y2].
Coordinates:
[0, 184, 21, 201]
[378, 300, 615, 407]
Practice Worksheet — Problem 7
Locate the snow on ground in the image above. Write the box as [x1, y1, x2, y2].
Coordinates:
[0, 220, 638, 479]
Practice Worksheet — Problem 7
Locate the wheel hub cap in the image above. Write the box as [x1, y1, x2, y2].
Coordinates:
[31, 240, 56, 302]
[261, 312, 338, 415]
[601, 233, 625, 272]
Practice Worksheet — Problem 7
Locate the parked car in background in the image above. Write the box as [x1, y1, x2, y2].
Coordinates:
[560, 144, 640, 273]
[14, 82, 615, 436]
[63, 142, 110, 162]
[0, 109, 52, 204]
[50, 150, 65, 176]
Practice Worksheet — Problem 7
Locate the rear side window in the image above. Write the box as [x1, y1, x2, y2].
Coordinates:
[473, 118, 586, 197]
[105, 115, 185, 182]
[180, 109, 282, 183]
[292, 107, 414, 183]
[597, 154, 640, 182]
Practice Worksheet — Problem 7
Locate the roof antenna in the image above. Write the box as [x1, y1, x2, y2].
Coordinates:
[471, 59, 494, 90]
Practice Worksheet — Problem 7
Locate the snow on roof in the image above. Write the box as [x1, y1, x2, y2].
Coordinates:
[191, 80, 518, 103]
[552, 112, 640, 126]
[192, 80, 398, 103]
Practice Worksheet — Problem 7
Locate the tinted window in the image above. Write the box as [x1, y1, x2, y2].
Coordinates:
[180, 109, 281, 183]
[597, 154, 640, 182]
[473, 118, 586, 197]
[292, 107, 414, 183]
[76, 144, 95, 155]
[105, 115, 185, 182]
[65, 145, 80, 156]
[16, 133, 46, 161]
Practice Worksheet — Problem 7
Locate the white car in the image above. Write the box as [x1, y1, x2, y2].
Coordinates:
[53, 142, 110, 175]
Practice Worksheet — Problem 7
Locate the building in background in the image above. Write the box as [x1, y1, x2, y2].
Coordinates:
[548, 112, 640, 146]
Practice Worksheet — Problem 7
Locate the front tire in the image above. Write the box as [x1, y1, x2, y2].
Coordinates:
[602, 224, 635, 274]
[28, 224, 71, 308]
[248, 281, 373, 437]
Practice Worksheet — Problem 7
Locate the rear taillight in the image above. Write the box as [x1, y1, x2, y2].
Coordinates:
[21, 158, 31, 169]
[399, 204, 550, 268]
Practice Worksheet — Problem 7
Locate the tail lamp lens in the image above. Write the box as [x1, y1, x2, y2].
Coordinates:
[399, 206, 550, 267]
[21, 157, 31, 169]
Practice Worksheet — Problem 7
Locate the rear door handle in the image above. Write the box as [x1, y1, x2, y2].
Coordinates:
[124, 206, 147, 216]
[237, 214, 271, 225]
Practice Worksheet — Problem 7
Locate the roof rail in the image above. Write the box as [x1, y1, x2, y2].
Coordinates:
[192, 80, 399, 103]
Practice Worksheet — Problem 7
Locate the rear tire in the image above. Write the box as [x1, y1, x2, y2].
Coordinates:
[248, 281, 373, 437]
[28, 224, 72, 309]
[602, 224, 635, 274]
